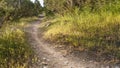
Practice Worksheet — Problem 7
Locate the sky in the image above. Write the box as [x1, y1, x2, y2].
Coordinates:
[31, 0, 44, 7]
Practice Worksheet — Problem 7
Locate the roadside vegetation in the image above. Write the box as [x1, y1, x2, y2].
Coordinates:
[0, 17, 38, 68]
[0, 27, 32, 68]
[43, 0, 120, 63]
[0, 0, 42, 67]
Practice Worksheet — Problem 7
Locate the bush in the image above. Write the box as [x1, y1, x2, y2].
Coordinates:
[43, 10, 120, 59]
[0, 28, 33, 68]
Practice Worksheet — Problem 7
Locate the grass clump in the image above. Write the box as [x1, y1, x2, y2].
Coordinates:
[0, 28, 33, 68]
[0, 19, 35, 68]
[5, 17, 38, 28]
[43, 11, 120, 61]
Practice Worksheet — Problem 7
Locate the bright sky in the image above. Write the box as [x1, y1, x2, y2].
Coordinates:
[31, 0, 44, 7]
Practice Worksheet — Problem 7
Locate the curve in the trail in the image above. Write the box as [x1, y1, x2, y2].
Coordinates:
[25, 20, 83, 68]
[25, 19, 118, 68]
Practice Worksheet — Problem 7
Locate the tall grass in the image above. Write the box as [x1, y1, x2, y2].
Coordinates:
[0, 28, 33, 68]
[43, 9, 120, 60]
[4, 16, 38, 27]
[0, 17, 37, 68]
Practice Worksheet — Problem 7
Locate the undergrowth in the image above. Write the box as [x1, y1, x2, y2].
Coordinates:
[0, 17, 37, 68]
[4, 17, 38, 28]
[43, 10, 120, 61]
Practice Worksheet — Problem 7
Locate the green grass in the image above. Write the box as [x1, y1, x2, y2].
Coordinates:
[43, 11, 120, 60]
[4, 16, 38, 28]
[0, 17, 38, 68]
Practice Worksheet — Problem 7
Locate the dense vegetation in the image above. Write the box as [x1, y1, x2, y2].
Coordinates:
[0, 0, 42, 22]
[44, 0, 120, 14]
[43, 0, 120, 62]
[0, 27, 32, 68]
[0, 0, 120, 67]
[0, 0, 42, 67]
[0, 17, 38, 68]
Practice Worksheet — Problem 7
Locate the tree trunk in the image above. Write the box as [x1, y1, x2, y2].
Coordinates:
[18, 0, 21, 9]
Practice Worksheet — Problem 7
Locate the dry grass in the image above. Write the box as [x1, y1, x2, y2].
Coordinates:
[43, 11, 120, 60]
[0, 17, 38, 68]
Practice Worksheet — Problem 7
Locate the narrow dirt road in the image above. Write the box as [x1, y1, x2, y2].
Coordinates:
[24, 18, 120, 68]
[25, 19, 84, 68]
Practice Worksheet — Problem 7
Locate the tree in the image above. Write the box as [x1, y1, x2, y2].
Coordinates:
[0, 0, 42, 21]
[44, 0, 66, 13]
[44, 0, 120, 14]
[34, 0, 42, 15]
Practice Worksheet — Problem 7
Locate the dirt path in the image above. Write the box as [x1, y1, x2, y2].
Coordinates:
[24, 19, 120, 68]
[25, 19, 83, 68]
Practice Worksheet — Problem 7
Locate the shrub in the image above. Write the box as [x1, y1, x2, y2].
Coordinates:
[0, 28, 33, 68]
[44, 10, 120, 59]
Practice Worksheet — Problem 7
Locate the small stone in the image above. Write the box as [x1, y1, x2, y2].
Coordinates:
[82, 59, 85, 62]
[47, 59, 50, 61]
[106, 66, 110, 68]
[89, 61, 93, 63]
[64, 61, 69, 65]
[38, 59, 41, 62]
[42, 62, 48, 66]
[43, 57, 46, 60]
[43, 66, 48, 68]
[58, 45, 63, 48]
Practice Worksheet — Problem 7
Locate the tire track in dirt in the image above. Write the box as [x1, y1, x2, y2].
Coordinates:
[25, 19, 84, 68]
[24, 19, 120, 68]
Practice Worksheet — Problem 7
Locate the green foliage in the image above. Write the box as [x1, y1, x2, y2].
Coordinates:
[0, 0, 42, 22]
[0, 28, 33, 68]
[0, 17, 38, 68]
[44, 0, 120, 14]
[43, 10, 120, 59]
[44, 0, 67, 13]
[34, 0, 43, 14]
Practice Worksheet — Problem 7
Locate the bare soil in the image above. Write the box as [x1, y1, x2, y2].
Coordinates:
[24, 18, 120, 68]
